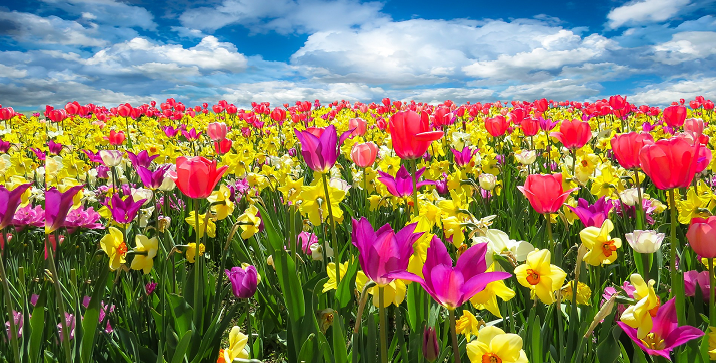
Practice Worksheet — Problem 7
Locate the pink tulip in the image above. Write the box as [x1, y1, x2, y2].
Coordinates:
[639, 136, 700, 190]
[350, 142, 378, 168]
[686, 216, 716, 258]
[550, 119, 591, 150]
[518, 173, 577, 214]
[348, 118, 367, 136]
[207, 122, 228, 141]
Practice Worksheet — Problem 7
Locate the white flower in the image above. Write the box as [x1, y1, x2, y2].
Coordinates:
[474, 229, 534, 268]
[329, 178, 351, 192]
[138, 206, 155, 228]
[451, 131, 472, 150]
[620, 188, 643, 206]
[515, 150, 537, 165]
[100, 150, 124, 167]
[310, 242, 334, 261]
[625, 230, 664, 254]
[478, 173, 497, 191]
[131, 188, 154, 206]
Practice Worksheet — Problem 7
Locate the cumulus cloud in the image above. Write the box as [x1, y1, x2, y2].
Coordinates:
[0, 10, 108, 47]
[40, 0, 157, 30]
[607, 0, 691, 29]
[653, 31, 716, 64]
[179, 0, 388, 34]
[628, 76, 716, 105]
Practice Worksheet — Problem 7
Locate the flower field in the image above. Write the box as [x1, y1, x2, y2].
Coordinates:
[2, 96, 716, 362]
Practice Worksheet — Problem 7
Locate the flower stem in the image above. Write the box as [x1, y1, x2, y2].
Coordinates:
[193, 199, 204, 334]
[668, 189, 685, 325]
[321, 173, 340, 289]
[0, 230, 20, 363]
[46, 233, 72, 363]
[634, 170, 644, 230]
[709, 258, 715, 328]
[449, 309, 461, 363]
[411, 159, 419, 218]
[545, 213, 553, 249]
[379, 286, 388, 363]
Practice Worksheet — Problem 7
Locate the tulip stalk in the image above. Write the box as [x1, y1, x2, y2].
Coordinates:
[0, 230, 20, 363]
[668, 189, 685, 325]
[379, 286, 388, 363]
[709, 258, 716, 328]
[449, 309, 461, 363]
[47, 232, 73, 363]
[411, 159, 419, 218]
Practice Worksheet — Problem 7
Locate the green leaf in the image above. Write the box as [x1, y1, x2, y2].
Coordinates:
[80, 263, 110, 363]
[28, 290, 47, 363]
[274, 250, 305, 323]
[335, 259, 359, 310]
[596, 326, 621, 363]
[297, 333, 316, 363]
[171, 330, 193, 363]
[255, 203, 284, 253]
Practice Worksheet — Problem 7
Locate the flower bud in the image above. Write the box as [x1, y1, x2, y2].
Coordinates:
[479, 173, 497, 191]
[422, 326, 439, 362]
[625, 230, 665, 254]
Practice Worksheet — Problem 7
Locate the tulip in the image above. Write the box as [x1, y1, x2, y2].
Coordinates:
[617, 298, 703, 359]
[478, 173, 497, 191]
[348, 117, 367, 136]
[181, 128, 202, 141]
[126, 150, 158, 168]
[294, 125, 352, 173]
[484, 115, 509, 137]
[518, 173, 576, 214]
[422, 327, 439, 362]
[567, 196, 614, 228]
[0, 184, 32, 230]
[106, 194, 146, 224]
[351, 217, 423, 286]
[172, 156, 228, 199]
[45, 186, 84, 234]
[663, 105, 687, 128]
[377, 165, 434, 198]
[626, 230, 665, 254]
[452, 146, 477, 167]
[515, 150, 537, 165]
[214, 138, 233, 155]
[610, 132, 654, 170]
[550, 119, 591, 150]
[350, 142, 378, 168]
[639, 136, 700, 190]
[207, 122, 228, 141]
[520, 117, 539, 136]
[99, 150, 123, 167]
[104, 130, 126, 146]
[686, 216, 716, 258]
[389, 110, 444, 160]
[136, 165, 171, 190]
[225, 265, 259, 298]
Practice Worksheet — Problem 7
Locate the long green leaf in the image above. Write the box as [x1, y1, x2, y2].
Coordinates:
[80, 264, 109, 363]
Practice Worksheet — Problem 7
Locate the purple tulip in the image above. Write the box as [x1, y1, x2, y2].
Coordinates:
[137, 165, 171, 190]
[434, 174, 449, 196]
[296, 231, 317, 253]
[377, 165, 435, 198]
[45, 186, 84, 234]
[5, 311, 22, 339]
[451, 146, 477, 167]
[684, 270, 713, 299]
[617, 298, 703, 359]
[30, 148, 45, 161]
[127, 150, 158, 168]
[422, 326, 439, 362]
[225, 265, 259, 299]
[539, 117, 559, 132]
[0, 184, 32, 229]
[181, 127, 202, 141]
[48, 140, 63, 155]
[567, 196, 614, 228]
[106, 194, 146, 224]
[82, 149, 104, 164]
[293, 125, 353, 173]
[0, 139, 11, 153]
[387, 237, 511, 310]
[351, 217, 424, 285]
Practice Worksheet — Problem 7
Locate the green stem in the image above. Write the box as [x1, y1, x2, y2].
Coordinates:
[710, 258, 715, 328]
[449, 309, 461, 363]
[546, 214, 553, 249]
[0, 230, 20, 363]
[247, 298, 253, 358]
[634, 170, 644, 230]
[46, 233, 73, 363]
[411, 159, 419, 218]
[379, 286, 388, 363]
[321, 173, 340, 290]
[193, 199, 204, 335]
[668, 189, 685, 325]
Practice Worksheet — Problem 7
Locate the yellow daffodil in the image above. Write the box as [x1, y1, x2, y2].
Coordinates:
[185, 211, 216, 238]
[322, 261, 349, 292]
[620, 273, 659, 339]
[708, 327, 716, 360]
[186, 243, 205, 263]
[130, 234, 158, 274]
[470, 277, 516, 318]
[515, 249, 567, 304]
[590, 164, 621, 198]
[99, 226, 127, 271]
[355, 271, 407, 308]
[455, 310, 482, 341]
[207, 185, 234, 220]
[676, 185, 715, 224]
[560, 281, 592, 305]
[466, 326, 528, 363]
[237, 205, 261, 239]
[299, 177, 346, 226]
[580, 219, 621, 266]
[277, 176, 304, 205]
[223, 326, 249, 362]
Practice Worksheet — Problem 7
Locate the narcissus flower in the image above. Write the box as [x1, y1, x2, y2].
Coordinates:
[466, 326, 528, 363]
[620, 273, 659, 339]
[323, 261, 349, 292]
[469, 272, 516, 318]
[236, 205, 261, 239]
[185, 212, 216, 238]
[355, 271, 407, 308]
[130, 234, 158, 274]
[580, 219, 622, 266]
[186, 243, 205, 263]
[100, 227, 127, 271]
[455, 310, 482, 341]
[515, 249, 567, 304]
[222, 326, 249, 362]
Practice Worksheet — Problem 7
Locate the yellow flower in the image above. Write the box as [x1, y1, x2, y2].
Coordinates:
[708, 327, 716, 360]
[299, 177, 346, 226]
[207, 185, 234, 220]
[620, 273, 659, 339]
[223, 326, 249, 362]
[466, 326, 528, 363]
[560, 281, 592, 305]
[237, 205, 261, 239]
[186, 243, 205, 263]
[455, 310, 482, 341]
[322, 261, 349, 292]
[99, 227, 127, 271]
[470, 277, 516, 318]
[185, 211, 216, 238]
[676, 185, 715, 224]
[277, 176, 304, 205]
[590, 164, 620, 198]
[442, 216, 465, 248]
[579, 219, 621, 266]
[514, 249, 567, 304]
[355, 271, 407, 308]
[130, 234, 158, 274]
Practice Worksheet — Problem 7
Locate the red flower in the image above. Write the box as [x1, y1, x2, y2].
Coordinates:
[520, 117, 539, 136]
[663, 105, 687, 128]
[105, 130, 126, 146]
[610, 132, 654, 169]
[350, 142, 378, 168]
[639, 136, 700, 190]
[518, 173, 577, 214]
[687, 216, 716, 258]
[484, 116, 509, 137]
[172, 156, 228, 199]
[207, 122, 228, 141]
[550, 119, 591, 150]
[389, 111, 443, 160]
[214, 138, 232, 155]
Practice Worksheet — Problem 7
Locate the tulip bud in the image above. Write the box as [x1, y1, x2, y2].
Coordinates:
[625, 230, 665, 254]
[422, 327, 439, 362]
[99, 150, 124, 167]
[225, 265, 259, 299]
[350, 142, 378, 168]
[479, 173, 497, 191]
[515, 150, 536, 165]
[207, 122, 228, 141]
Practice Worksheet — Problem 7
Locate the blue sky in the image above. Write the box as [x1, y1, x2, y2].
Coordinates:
[0, 0, 715, 110]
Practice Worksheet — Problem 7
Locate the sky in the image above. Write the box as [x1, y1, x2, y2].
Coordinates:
[0, 0, 715, 111]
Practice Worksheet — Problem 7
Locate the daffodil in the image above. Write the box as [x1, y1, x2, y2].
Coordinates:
[514, 249, 567, 304]
[237, 205, 261, 239]
[299, 177, 346, 226]
[466, 326, 528, 363]
[185, 211, 216, 238]
[355, 271, 407, 308]
[470, 274, 516, 317]
[676, 185, 715, 224]
[560, 281, 592, 305]
[223, 326, 249, 362]
[590, 164, 621, 198]
[130, 234, 158, 274]
[580, 219, 621, 266]
[207, 185, 234, 220]
[620, 273, 659, 339]
[186, 243, 205, 263]
[99, 226, 127, 271]
[322, 261, 349, 292]
[455, 310, 482, 341]
[277, 176, 304, 205]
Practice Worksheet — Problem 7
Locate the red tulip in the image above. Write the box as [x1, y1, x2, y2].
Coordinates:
[518, 173, 577, 214]
[687, 216, 716, 258]
[214, 138, 232, 155]
[105, 130, 126, 146]
[350, 142, 378, 168]
[639, 136, 700, 190]
[348, 117, 367, 136]
[550, 119, 591, 150]
[520, 117, 539, 136]
[389, 111, 443, 160]
[704, 100, 714, 110]
[172, 156, 228, 199]
[610, 132, 654, 169]
[663, 105, 687, 128]
[484, 115, 509, 137]
[270, 108, 286, 122]
[609, 95, 627, 110]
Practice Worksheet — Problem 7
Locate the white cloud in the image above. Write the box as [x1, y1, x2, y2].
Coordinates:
[0, 10, 108, 47]
[83, 36, 249, 74]
[629, 76, 716, 105]
[179, 0, 388, 34]
[218, 81, 386, 107]
[40, 0, 157, 30]
[653, 31, 716, 64]
[607, 0, 691, 29]
[0, 64, 27, 79]
[500, 79, 603, 101]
